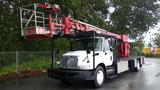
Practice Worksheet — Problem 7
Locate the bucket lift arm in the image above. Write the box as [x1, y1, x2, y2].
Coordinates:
[20, 3, 130, 57]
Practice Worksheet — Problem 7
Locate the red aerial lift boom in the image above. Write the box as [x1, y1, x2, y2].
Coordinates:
[20, 3, 129, 57]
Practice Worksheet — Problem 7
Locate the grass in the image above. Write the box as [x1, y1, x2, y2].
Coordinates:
[0, 57, 58, 76]
[0, 64, 16, 76]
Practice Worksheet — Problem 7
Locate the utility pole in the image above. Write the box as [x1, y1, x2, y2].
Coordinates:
[149, 32, 152, 54]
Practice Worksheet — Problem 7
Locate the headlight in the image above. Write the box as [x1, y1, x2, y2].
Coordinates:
[60, 56, 78, 69]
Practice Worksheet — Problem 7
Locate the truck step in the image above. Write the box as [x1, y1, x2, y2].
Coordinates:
[107, 75, 117, 79]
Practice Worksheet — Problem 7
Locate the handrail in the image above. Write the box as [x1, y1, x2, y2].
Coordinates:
[24, 13, 34, 29]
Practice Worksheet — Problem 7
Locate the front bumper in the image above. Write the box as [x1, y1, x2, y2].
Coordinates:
[48, 68, 95, 80]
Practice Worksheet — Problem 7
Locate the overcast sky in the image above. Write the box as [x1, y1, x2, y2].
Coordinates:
[143, 22, 160, 47]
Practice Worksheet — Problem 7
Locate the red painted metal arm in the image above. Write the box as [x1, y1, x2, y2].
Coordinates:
[21, 3, 130, 57]
[62, 16, 128, 42]
[34, 4, 128, 42]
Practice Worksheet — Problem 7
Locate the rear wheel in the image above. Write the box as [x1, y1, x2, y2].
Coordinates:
[134, 61, 140, 72]
[93, 66, 105, 88]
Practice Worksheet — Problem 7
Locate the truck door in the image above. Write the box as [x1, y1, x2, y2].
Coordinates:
[102, 39, 113, 66]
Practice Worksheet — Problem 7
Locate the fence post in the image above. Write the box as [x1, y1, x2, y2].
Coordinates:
[16, 51, 19, 74]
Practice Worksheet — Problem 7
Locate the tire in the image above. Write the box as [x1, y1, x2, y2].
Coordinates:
[93, 66, 105, 88]
[134, 61, 140, 72]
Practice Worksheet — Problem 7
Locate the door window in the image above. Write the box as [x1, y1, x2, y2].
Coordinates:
[103, 39, 110, 51]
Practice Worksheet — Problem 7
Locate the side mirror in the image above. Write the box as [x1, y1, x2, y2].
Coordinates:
[87, 49, 91, 54]
[110, 47, 113, 51]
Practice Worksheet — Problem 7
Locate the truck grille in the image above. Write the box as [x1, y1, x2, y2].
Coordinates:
[60, 56, 78, 69]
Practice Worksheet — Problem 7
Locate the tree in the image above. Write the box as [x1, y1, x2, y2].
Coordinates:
[0, 0, 24, 51]
[130, 39, 145, 55]
[108, 0, 160, 38]
[154, 33, 160, 47]
[58, 0, 109, 29]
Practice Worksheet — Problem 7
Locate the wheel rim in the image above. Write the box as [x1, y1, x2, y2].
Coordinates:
[96, 70, 104, 85]
[137, 62, 140, 70]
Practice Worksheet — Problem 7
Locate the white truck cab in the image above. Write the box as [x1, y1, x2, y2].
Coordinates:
[59, 37, 113, 70]
[48, 36, 117, 88]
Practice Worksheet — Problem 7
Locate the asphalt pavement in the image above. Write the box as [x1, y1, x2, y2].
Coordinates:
[0, 57, 160, 90]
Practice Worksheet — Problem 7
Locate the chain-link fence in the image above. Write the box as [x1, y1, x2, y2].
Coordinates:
[0, 51, 56, 77]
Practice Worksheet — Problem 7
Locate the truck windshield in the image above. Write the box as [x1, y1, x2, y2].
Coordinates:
[71, 38, 102, 51]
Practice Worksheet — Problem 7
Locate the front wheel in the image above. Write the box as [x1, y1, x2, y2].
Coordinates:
[93, 66, 105, 88]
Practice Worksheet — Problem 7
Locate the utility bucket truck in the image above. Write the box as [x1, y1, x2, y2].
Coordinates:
[20, 3, 144, 88]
